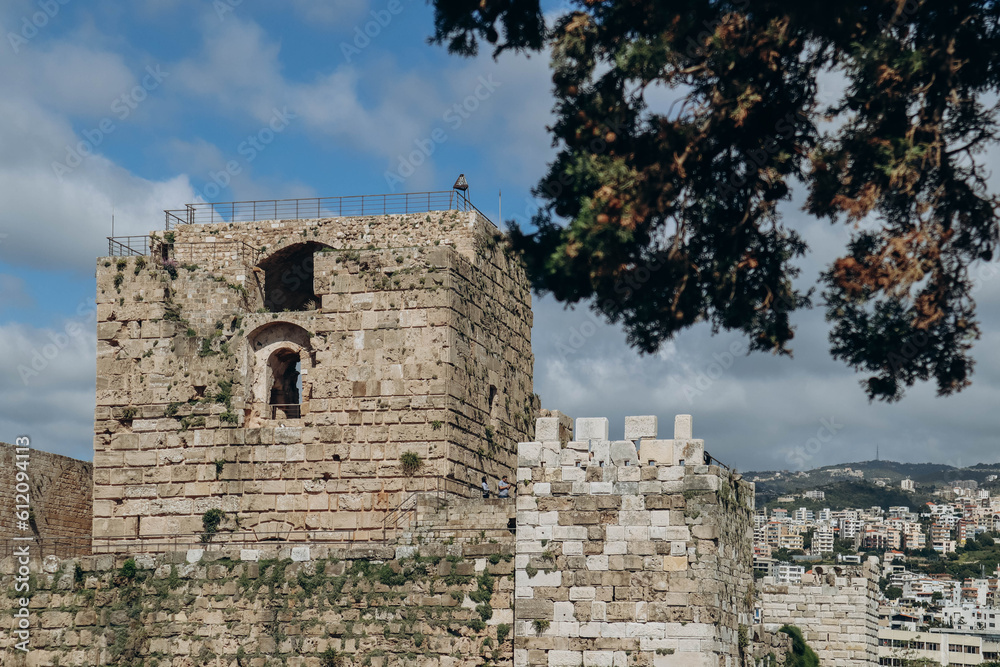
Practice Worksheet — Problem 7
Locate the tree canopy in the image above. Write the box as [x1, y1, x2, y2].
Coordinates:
[430, 0, 1000, 401]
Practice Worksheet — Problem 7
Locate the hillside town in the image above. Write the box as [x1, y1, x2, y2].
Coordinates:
[753, 474, 1000, 664]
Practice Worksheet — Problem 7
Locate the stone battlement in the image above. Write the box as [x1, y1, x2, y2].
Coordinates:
[525, 413, 705, 468]
[513, 415, 774, 667]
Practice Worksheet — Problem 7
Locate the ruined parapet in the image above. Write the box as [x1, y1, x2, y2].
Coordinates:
[514, 414, 766, 667]
[759, 559, 880, 666]
[93, 205, 534, 551]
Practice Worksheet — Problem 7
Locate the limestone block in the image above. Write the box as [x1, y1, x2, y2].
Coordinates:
[639, 440, 674, 466]
[590, 441, 611, 464]
[673, 415, 693, 439]
[609, 441, 639, 466]
[554, 601, 576, 622]
[519, 442, 541, 467]
[575, 418, 609, 442]
[536, 418, 561, 443]
[654, 653, 713, 667]
[617, 466, 641, 482]
[624, 416, 657, 441]
[662, 556, 687, 571]
[677, 440, 705, 465]
[548, 650, 583, 666]
[291, 547, 311, 562]
[540, 445, 561, 468]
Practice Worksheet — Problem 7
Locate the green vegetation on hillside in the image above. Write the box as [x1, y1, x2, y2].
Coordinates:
[764, 481, 934, 512]
[752, 459, 1000, 502]
[910, 534, 1000, 580]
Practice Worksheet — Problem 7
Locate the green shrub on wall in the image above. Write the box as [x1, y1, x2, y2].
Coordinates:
[780, 625, 819, 667]
[400, 451, 423, 476]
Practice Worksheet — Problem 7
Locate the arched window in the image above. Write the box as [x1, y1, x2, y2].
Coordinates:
[267, 349, 302, 418]
[248, 322, 312, 422]
[256, 242, 331, 312]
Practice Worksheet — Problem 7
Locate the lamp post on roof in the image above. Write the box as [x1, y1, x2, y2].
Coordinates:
[453, 174, 470, 209]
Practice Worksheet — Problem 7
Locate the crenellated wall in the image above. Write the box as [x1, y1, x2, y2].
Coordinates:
[513, 414, 786, 667]
[1, 419, 797, 666]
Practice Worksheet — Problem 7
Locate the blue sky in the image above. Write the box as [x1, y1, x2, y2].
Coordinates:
[2, 0, 1000, 471]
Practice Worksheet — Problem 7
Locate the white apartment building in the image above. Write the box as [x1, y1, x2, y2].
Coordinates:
[878, 628, 1000, 665]
[811, 530, 835, 555]
[775, 564, 805, 584]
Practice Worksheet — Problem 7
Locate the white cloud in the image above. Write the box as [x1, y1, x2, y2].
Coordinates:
[285, 0, 369, 25]
[0, 320, 96, 460]
[20, 43, 137, 117]
[0, 94, 195, 272]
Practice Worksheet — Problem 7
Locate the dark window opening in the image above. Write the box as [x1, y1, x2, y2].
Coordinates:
[488, 385, 497, 413]
[268, 348, 302, 419]
[258, 242, 329, 312]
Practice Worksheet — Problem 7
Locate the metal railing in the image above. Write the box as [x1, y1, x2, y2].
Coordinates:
[108, 236, 150, 256]
[269, 403, 301, 419]
[0, 536, 92, 560]
[107, 237, 263, 265]
[164, 190, 490, 229]
[168, 239, 264, 266]
[705, 451, 732, 471]
[381, 485, 448, 542]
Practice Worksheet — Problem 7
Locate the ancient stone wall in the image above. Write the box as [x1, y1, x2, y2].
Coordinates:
[93, 210, 533, 549]
[513, 414, 774, 667]
[759, 560, 880, 666]
[0, 442, 92, 556]
[0, 539, 515, 667]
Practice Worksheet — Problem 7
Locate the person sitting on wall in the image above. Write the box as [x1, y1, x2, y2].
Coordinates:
[481, 475, 490, 498]
[498, 475, 511, 498]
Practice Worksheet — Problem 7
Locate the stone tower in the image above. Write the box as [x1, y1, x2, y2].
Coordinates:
[93, 192, 534, 549]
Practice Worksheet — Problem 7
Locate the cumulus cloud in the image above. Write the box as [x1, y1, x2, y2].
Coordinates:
[0, 95, 195, 272]
[0, 319, 96, 460]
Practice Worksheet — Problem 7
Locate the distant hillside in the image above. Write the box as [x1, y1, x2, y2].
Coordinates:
[761, 481, 935, 512]
[747, 459, 1000, 509]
